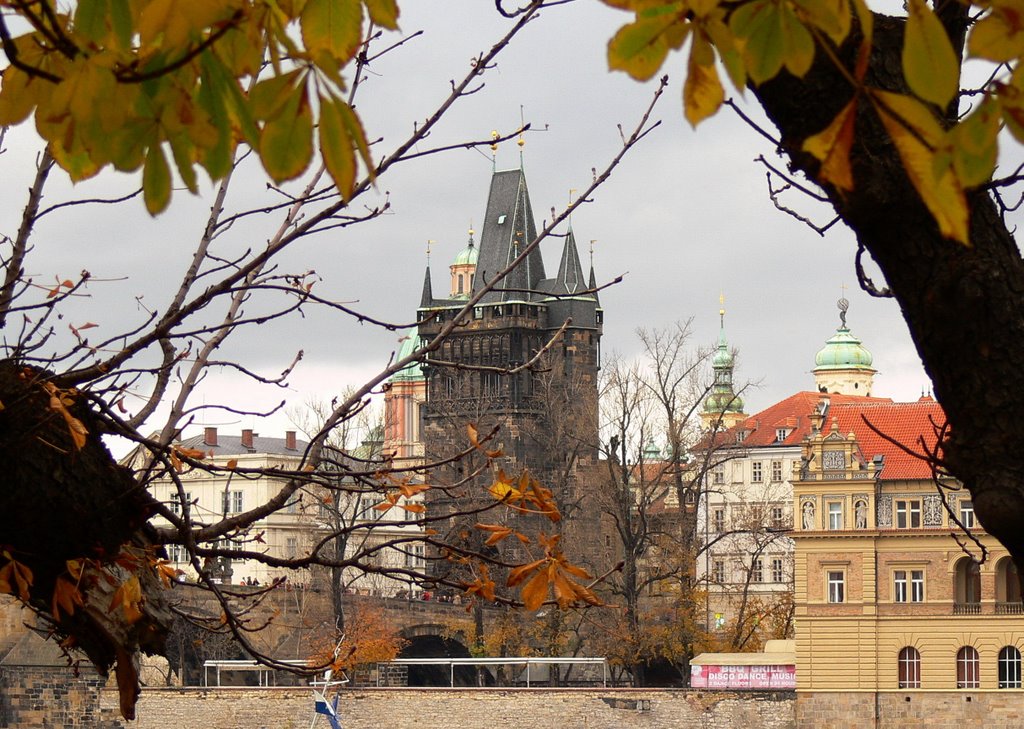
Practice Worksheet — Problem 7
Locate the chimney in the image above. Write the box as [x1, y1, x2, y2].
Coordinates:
[204, 427, 218, 447]
[285, 430, 297, 450]
[241, 429, 254, 449]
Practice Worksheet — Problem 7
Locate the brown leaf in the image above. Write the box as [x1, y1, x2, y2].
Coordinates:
[520, 568, 549, 611]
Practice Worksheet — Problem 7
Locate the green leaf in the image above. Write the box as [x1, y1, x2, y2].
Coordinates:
[336, 96, 375, 184]
[143, 143, 172, 215]
[200, 50, 260, 147]
[730, 0, 784, 84]
[951, 96, 999, 188]
[301, 0, 364, 65]
[109, 0, 133, 51]
[607, 13, 683, 81]
[319, 93, 356, 200]
[74, 0, 109, 45]
[168, 134, 199, 194]
[259, 82, 314, 183]
[903, 0, 959, 108]
[251, 69, 302, 121]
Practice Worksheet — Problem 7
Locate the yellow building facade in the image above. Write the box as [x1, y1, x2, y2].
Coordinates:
[793, 399, 1024, 727]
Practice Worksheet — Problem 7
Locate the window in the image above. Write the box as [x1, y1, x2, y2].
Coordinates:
[751, 461, 763, 483]
[828, 502, 844, 530]
[170, 492, 192, 515]
[712, 507, 725, 532]
[911, 570, 924, 602]
[712, 560, 726, 583]
[957, 647, 980, 689]
[222, 490, 242, 514]
[895, 499, 922, 528]
[457, 273, 464, 294]
[167, 544, 184, 563]
[751, 559, 764, 583]
[771, 506, 785, 528]
[775, 428, 789, 443]
[286, 536, 298, 559]
[827, 570, 845, 603]
[999, 646, 1022, 688]
[771, 460, 783, 482]
[894, 570, 908, 602]
[898, 647, 921, 688]
[713, 468, 725, 485]
[893, 570, 924, 602]
[771, 558, 785, 583]
[960, 499, 975, 529]
[405, 544, 425, 569]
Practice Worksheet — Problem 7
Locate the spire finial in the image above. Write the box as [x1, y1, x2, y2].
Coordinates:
[518, 105, 526, 168]
[468, 221, 475, 246]
[719, 292, 726, 327]
[589, 239, 596, 268]
[490, 130, 499, 172]
[426, 239, 435, 265]
[838, 287, 849, 327]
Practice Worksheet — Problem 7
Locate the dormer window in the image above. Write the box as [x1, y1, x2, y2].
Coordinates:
[775, 428, 790, 442]
[497, 214, 507, 224]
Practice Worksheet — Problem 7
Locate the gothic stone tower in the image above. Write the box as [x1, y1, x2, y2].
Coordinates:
[417, 168, 605, 571]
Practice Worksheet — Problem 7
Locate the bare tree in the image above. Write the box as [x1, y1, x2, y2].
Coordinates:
[0, 6, 665, 716]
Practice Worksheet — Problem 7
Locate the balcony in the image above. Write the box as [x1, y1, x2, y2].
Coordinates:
[953, 602, 981, 615]
[997, 601, 1024, 615]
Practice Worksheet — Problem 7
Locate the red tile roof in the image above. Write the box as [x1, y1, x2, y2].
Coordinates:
[719, 391, 891, 448]
[830, 399, 948, 480]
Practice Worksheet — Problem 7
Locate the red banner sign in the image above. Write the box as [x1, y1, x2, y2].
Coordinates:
[690, 664, 795, 689]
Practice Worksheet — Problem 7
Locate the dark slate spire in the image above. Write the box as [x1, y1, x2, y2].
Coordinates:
[420, 265, 433, 308]
[589, 263, 600, 306]
[553, 227, 585, 296]
[473, 169, 546, 303]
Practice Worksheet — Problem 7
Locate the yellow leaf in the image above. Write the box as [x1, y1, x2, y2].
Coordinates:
[968, 1, 1024, 63]
[873, 90, 969, 244]
[301, 0, 364, 65]
[903, 0, 959, 108]
[792, 0, 850, 46]
[364, 0, 399, 29]
[683, 32, 724, 127]
[52, 576, 84, 621]
[109, 575, 144, 624]
[607, 7, 686, 81]
[802, 98, 858, 191]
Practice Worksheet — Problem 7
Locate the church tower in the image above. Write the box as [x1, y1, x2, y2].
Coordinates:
[701, 300, 747, 430]
[416, 166, 604, 568]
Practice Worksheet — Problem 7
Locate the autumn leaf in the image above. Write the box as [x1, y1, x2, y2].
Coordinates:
[951, 95, 1000, 187]
[969, 1, 1024, 63]
[0, 552, 34, 602]
[398, 482, 431, 498]
[608, 6, 687, 82]
[683, 31, 724, 127]
[802, 98, 858, 191]
[42, 382, 88, 450]
[475, 523, 514, 546]
[520, 567, 549, 611]
[259, 81, 314, 183]
[52, 576, 84, 621]
[399, 502, 426, 514]
[507, 558, 547, 588]
[109, 575, 144, 624]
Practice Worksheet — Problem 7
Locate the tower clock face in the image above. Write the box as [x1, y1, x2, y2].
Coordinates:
[823, 450, 845, 470]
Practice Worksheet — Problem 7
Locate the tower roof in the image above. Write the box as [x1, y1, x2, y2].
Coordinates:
[704, 303, 744, 415]
[452, 235, 478, 267]
[551, 228, 585, 296]
[420, 265, 434, 308]
[390, 331, 425, 382]
[814, 298, 875, 372]
[473, 169, 545, 302]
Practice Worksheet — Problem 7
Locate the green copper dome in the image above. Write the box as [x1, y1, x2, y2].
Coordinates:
[814, 326, 874, 370]
[453, 239, 478, 266]
[389, 331, 425, 382]
[704, 389, 745, 413]
[704, 305, 744, 414]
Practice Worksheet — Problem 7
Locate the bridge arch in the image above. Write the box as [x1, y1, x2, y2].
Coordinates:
[396, 624, 481, 686]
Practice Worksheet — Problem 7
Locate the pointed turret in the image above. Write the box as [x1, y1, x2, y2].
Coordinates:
[473, 169, 545, 302]
[420, 265, 433, 308]
[554, 228, 585, 295]
[589, 264, 600, 306]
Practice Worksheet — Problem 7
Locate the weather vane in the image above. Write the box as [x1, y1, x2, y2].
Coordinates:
[838, 285, 849, 327]
[426, 239, 435, 264]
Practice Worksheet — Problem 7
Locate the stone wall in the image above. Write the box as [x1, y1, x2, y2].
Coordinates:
[0, 665, 121, 728]
[114, 687, 795, 729]
[797, 690, 1024, 728]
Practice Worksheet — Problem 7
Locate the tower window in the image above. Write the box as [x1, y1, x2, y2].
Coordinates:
[457, 274, 464, 293]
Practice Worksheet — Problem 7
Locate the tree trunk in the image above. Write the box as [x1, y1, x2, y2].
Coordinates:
[752, 12, 1024, 570]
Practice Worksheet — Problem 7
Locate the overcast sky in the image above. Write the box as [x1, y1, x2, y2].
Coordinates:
[2, 1, 943, 447]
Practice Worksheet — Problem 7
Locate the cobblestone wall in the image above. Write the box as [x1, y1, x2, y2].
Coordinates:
[113, 687, 795, 729]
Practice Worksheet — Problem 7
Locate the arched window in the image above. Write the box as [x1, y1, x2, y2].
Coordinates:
[999, 646, 1022, 689]
[954, 558, 982, 614]
[898, 647, 921, 689]
[457, 273, 464, 294]
[997, 557, 1022, 614]
[957, 646, 980, 688]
